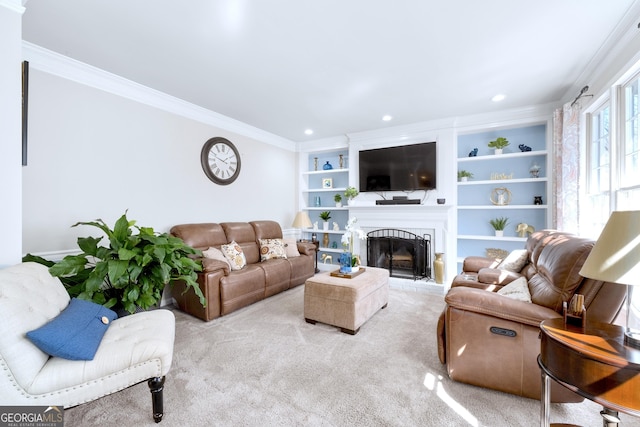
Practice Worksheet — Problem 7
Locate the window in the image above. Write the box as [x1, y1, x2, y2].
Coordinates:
[584, 104, 611, 232]
[583, 70, 640, 236]
[622, 76, 640, 199]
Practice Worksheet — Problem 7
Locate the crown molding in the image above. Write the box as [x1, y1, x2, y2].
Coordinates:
[561, 0, 640, 103]
[452, 103, 556, 133]
[0, 0, 25, 13]
[336, 103, 555, 146]
[21, 42, 296, 151]
[294, 135, 350, 153]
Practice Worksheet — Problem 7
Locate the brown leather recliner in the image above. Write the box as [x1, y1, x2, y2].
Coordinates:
[170, 220, 316, 321]
[437, 230, 627, 402]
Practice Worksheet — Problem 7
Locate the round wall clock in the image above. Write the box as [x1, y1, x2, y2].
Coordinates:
[200, 137, 241, 185]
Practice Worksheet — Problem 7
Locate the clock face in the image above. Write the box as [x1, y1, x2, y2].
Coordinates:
[200, 137, 241, 185]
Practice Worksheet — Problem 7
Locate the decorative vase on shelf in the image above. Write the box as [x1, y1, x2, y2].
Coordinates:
[434, 253, 445, 284]
[314, 157, 318, 171]
[323, 161, 333, 170]
[494, 148, 503, 155]
[494, 230, 504, 237]
[339, 252, 352, 274]
[323, 233, 329, 248]
[323, 221, 329, 231]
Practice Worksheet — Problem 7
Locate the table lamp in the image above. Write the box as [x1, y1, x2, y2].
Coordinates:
[292, 211, 312, 231]
[579, 210, 640, 348]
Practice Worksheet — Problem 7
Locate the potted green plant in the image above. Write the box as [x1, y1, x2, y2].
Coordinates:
[319, 211, 332, 230]
[24, 211, 206, 315]
[489, 217, 509, 237]
[457, 170, 473, 182]
[344, 186, 359, 205]
[488, 137, 510, 154]
[334, 193, 342, 207]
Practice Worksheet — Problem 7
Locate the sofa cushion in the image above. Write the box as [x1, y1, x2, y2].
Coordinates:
[496, 277, 532, 302]
[221, 222, 260, 264]
[221, 241, 247, 270]
[528, 235, 594, 311]
[283, 238, 301, 257]
[498, 249, 529, 273]
[26, 298, 117, 360]
[259, 238, 287, 261]
[170, 223, 228, 250]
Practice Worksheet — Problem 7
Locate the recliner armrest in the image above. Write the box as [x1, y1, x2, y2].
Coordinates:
[461, 256, 500, 273]
[297, 242, 316, 257]
[444, 287, 561, 327]
[201, 258, 230, 275]
[477, 268, 523, 285]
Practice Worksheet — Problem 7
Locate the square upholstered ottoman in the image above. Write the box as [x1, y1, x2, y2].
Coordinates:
[304, 267, 389, 335]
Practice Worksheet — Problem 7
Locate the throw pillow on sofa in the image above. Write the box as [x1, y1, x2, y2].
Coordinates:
[203, 247, 232, 269]
[283, 238, 300, 257]
[221, 241, 247, 270]
[497, 249, 529, 272]
[496, 276, 532, 303]
[259, 238, 288, 261]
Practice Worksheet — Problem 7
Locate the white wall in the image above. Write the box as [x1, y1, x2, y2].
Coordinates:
[17, 9, 640, 259]
[22, 69, 297, 254]
[0, 1, 24, 266]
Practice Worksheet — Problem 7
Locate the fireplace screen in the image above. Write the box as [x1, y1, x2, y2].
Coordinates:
[366, 229, 431, 280]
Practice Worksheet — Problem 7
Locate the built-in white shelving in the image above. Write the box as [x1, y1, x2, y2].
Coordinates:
[456, 122, 551, 270]
[298, 149, 350, 268]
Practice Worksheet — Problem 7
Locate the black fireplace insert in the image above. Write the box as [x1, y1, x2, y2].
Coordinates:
[366, 229, 431, 280]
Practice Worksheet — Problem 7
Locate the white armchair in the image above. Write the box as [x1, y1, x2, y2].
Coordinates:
[0, 262, 175, 423]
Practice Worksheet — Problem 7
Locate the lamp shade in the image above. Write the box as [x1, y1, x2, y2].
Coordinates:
[292, 211, 312, 229]
[579, 210, 640, 285]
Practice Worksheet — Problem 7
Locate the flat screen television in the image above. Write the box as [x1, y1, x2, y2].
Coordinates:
[358, 141, 437, 192]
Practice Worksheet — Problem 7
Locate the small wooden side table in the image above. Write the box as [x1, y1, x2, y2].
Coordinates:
[538, 318, 640, 427]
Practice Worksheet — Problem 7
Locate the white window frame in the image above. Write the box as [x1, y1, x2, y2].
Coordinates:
[582, 98, 613, 236]
[620, 73, 640, 198]
[581, 64, 640, 237]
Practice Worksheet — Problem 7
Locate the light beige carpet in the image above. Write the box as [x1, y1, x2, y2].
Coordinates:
[65, 285, 640, 426]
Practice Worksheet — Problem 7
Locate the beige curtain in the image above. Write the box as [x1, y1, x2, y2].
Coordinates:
[552, 103, 581, 233]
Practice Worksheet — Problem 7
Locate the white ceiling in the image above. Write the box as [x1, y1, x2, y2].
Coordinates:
[21, 0, 640, 142]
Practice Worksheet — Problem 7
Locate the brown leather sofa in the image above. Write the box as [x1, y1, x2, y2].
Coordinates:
[437, 230, 627, 402]
[170, 220, 316, 321]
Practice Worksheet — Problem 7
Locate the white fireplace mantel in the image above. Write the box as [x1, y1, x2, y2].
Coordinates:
[347, 203, 455, 287]
[348, 204, 451, 247]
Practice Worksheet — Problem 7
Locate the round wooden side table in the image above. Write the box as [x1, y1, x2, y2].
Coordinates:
[538, 318, 640, 426]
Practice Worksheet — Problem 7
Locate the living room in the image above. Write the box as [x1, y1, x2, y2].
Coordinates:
[1, 2, 640, 267]
[3, 1, 640, 425]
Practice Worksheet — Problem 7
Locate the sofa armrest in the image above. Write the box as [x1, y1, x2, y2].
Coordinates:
[444, 286, 561, 327]
[297, 242, 316, 257]
[462, 256, 500, 273]
[477, 268, 522, 285]
[202, 258, 230, 275]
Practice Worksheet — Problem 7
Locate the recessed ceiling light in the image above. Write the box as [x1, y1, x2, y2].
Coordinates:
[492, 94, 506, 102]
[382, 115, 393, 122]
[304, 129, 314, 135]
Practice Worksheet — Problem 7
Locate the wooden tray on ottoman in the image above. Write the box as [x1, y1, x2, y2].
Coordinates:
[330, 267, 365, 279]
